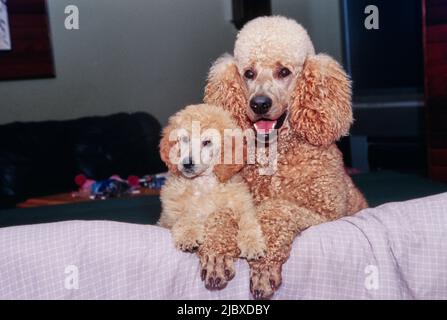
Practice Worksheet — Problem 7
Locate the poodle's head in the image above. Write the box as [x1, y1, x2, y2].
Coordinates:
[205, 16, 353, 147]
[160, 104, 244, 182]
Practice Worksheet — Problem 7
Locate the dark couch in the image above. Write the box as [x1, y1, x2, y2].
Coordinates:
[0, 112, 166, 209]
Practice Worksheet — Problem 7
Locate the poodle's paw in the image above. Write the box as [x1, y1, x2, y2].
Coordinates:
[250, 262, 282, 300]
[199, 253, 235, 290]
[238, 235, 267, 261]
[173, 228, 204, 252]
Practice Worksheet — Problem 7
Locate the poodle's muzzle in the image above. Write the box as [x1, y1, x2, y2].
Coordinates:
[242, 64, 294, 138]
[180, 156, 198, 177]
[182, 157, 194, 171]
[250, 95, 272, 115]
[248, 92, 288, 138]
[179, 154, 214, 178]
[252, 111, 288, 140]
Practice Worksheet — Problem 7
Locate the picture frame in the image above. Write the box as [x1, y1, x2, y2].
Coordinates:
[0, 0, 11, 50]
[0, 0, 55, 81]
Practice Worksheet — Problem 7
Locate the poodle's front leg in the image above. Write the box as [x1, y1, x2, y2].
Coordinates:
[171, 216, 206, 252]
[197, 208, 240, 290]
[249, 199, 327, 300]
[237, 207, 267, 261]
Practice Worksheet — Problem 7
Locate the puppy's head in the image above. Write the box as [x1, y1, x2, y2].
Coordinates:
[205, 16, 353, 146]
[160, 104, 244, 182]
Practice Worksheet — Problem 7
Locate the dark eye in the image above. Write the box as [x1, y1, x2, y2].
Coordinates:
[278, 67, 291, 78]
[244, 69, 255, 80]
[202, 140, 212, 147]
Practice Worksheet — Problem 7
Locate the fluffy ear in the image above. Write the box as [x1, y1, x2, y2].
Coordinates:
[213, 134, 245, 183]
[289, 54, 353, 147]
[214, 163, 244, 183]
[204, 54, 250, 129]
[159, 126, 179, 175]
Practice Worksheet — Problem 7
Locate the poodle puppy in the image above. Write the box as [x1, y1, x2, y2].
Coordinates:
[204, 16, 368, 299]
[158, 104, 266, 289]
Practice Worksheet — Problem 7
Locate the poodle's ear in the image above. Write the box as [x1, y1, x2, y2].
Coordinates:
[159, 126, 179, 175]
[213, 163, 244, 183]
[213, 134, 245, 183]
[289, 54, 353, 147]
[204, 54, 250, 129]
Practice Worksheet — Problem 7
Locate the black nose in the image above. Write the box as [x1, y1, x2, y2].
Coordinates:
[182, 157, 194, 170]
[250, 95, 272, 114]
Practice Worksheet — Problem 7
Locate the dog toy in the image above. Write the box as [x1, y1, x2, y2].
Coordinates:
[138, 173, 168, 189]
[74, 174, 139, 200]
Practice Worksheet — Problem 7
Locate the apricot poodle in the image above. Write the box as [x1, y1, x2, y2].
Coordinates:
[204, 16, 368, 299]
[158, 104, 266, 289]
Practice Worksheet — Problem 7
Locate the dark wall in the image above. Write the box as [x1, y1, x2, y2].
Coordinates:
[342, 0, 424, 98]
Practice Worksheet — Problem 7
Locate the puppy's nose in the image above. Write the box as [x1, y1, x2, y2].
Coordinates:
[250, 95, 272, 115]
[182, 157, 194, 170]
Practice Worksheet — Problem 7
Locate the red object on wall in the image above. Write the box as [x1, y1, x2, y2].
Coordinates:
[423, 0, 447, 181]
[0, 0, 55, 81]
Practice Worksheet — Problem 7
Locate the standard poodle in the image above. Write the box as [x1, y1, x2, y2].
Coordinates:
[158, 104, 266, 289]
[204, 16, 368, 299]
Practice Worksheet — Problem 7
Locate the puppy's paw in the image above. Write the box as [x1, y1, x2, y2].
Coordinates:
[250, 262, 282, 300]
[199, 253, 235, 290]
[238, 233, 267, 261]
[173, 228, 204, 252]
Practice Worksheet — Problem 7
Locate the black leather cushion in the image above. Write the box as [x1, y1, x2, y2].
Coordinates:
[0, 112, 166, 209]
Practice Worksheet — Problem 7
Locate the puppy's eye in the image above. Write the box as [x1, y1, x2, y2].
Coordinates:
[278, 67, 291, 78]
[202, 140, 212, 147]
[244, 69, 255, 80]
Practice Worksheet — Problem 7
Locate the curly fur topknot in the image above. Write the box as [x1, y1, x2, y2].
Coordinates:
[166, 104, 239, 132]
[234, 16, 315, 69]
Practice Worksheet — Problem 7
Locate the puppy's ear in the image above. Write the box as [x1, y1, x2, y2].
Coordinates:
[289, 54, 353, 147]
[159, 126, 179, 175]
[214, 163, 244, 183]
[213, 134, 245, 183]
[204, 54, 250, 129]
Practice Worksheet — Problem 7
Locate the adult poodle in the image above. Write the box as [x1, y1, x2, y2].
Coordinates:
[204, 16, 368, 299]
[159, 104, 266, 289]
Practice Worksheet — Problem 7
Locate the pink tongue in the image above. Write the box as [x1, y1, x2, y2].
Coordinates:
[254, 120, 276, 134]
